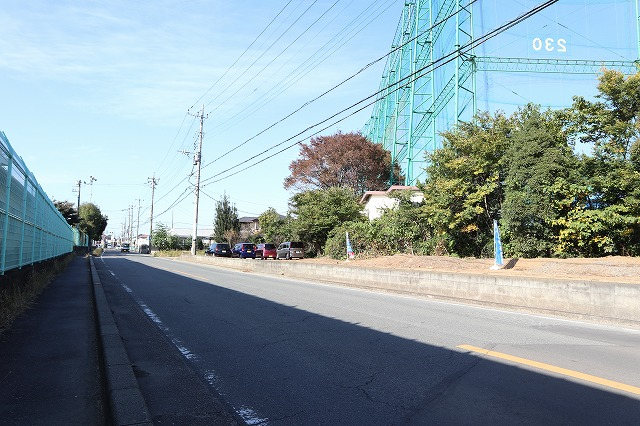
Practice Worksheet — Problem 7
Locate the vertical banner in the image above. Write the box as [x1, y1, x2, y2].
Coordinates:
[346, 231, 355, 260]
[491, 219, 504, 269]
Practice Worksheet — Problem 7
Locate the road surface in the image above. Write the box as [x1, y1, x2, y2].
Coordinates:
[95, 250, 640, 424]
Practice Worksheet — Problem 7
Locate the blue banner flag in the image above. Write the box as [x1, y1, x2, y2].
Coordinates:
[346, 231, 355, 259]
[492, 219, 504, 269]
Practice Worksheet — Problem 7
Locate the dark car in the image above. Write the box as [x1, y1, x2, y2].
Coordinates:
[206, 243, 232, 257]
[276, 241, 304, 260]
[138, 244, 150, 254]
[121, 243, 130, 252]
[256, 243, 277, 259]
[232, 243, 256, 259]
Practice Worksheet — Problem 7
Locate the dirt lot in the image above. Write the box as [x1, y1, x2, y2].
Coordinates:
[300, 254, 640, 284]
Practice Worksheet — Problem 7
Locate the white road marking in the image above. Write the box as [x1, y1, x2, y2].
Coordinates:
[100, 256, 268, 423]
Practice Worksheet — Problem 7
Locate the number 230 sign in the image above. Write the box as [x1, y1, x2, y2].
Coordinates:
[532, 37, 567, 52]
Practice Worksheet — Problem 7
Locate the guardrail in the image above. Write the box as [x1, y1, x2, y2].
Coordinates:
[0, 131, 83, 275]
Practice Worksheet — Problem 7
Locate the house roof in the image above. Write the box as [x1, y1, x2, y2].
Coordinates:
[239, 216, 258, 223]
[168, 227, 215, 238]
[359, 185, 420, 204]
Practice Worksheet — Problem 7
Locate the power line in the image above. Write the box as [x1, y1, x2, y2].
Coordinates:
[189, 0, 295, 110]
[203, 0, 320, 110]
[212, 0, 394, 133]
[200, 0, 560, 185]
[154, 186, 193, 220]
[204, 0, 342, 118]
[200, 0, 479, 171]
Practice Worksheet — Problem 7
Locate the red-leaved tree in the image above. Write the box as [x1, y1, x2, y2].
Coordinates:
[284, 132, 402, 196]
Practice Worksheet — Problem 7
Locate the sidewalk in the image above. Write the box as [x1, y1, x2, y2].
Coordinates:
[0, 256, 106, 425]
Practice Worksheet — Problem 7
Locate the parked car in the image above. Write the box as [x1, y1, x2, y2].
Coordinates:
[256, 243, 277, 259]
[138, 244, 150, 254]
[232, 243, 256, 259]
[121, 243, 130, 253]
[206, 243, 232, 257]
[276, 241, 304, 260]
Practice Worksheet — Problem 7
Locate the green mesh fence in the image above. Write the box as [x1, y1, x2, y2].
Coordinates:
[0, 131, 85, 275]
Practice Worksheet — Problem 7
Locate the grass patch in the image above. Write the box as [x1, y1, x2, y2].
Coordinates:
[0, 254, 75, 334]
[153, 249, 207, 257]
[92, 247, 104, 256]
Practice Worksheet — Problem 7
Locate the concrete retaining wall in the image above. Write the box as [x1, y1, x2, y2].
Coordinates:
[179, 255, 640, 327]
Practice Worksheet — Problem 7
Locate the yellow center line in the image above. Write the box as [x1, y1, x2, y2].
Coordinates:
[457, 344, 640, 396]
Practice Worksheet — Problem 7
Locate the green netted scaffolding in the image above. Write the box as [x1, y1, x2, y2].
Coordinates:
[364, 0, 640, 185]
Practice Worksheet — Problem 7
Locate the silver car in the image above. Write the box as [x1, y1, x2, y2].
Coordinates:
[276, 241, 304, 260]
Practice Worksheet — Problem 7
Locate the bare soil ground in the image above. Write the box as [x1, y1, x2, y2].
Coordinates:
[300, 254, 640, 284]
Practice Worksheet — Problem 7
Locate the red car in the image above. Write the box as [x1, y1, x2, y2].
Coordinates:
[256, 243, 277, 259]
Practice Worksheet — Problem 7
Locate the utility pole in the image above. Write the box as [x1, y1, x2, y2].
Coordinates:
[148, 176, 158, 250]
[74, 180, 82, 209]
[85, 176, 97, 202]
[128, 205, 134, 243]
[188, 105, 208, 255]
[135, 198, 142, 248]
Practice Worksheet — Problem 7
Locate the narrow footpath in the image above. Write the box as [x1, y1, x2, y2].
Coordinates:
[0, 256, 106, 425]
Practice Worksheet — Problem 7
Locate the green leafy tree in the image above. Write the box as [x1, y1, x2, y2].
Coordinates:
[78, 203, 108, 241]
[53, 200, 79, 226]
[501, 104, 578, 257]
[213, 194, 240, 243]
[151, 223, 174, 250]
[558, 70, 640, 256]
[290, 187, 364, 255]
[420, 112, 512, 257]
[258, 208, 290, 244]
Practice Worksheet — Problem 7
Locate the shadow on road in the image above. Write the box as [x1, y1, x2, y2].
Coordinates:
[98, 254, 640, 424]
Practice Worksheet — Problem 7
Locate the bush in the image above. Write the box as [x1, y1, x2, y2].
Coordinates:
[325, 221, 374, 259]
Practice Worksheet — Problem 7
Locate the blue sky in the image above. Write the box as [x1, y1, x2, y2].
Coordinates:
[1, 0, 637, 237]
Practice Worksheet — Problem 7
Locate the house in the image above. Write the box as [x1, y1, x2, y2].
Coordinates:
[360, 185, 424, 220]
[239, 213, 287, 236]
[239, 217, 260, 234]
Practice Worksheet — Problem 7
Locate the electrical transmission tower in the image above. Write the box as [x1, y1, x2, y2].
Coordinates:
[364, 0, 640, 185]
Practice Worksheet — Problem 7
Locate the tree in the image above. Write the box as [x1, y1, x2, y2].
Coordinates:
[151, 223, 173, 250]
[420, 112, 512, 257]
[258, 208, 290, 244]
[289, 187, 364, 255]
[557, 70, 640, 256]
[284, 131, 403, 196]
[501, 105, 578, 257]
[53, 200, 79, 226]
[78, 203, 108, 241]
[213, 194, 240, 243]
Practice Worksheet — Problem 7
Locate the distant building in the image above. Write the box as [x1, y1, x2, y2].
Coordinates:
[360, 185, 424, 220]
[169, 227, 215, 246]
[239, 217, 260, 234]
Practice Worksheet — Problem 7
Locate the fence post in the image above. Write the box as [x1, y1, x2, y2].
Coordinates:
[31, 178, 38, 265]
[1, 152, 13, 275]
[18, 171, 28, 268]
[39, 194, 44, 262]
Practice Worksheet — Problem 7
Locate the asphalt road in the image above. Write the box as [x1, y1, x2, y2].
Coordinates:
[96, 250, 640, 425]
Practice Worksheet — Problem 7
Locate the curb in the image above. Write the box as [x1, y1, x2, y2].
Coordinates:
[89, 256, 152, 426]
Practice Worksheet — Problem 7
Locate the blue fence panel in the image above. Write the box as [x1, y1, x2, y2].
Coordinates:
[0, 131, 80, 275]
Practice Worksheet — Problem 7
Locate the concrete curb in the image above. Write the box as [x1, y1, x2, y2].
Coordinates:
[89, 256, 152, 426]
[176, 255, 640, 328]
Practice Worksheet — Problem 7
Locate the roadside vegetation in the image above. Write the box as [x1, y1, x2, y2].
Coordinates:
[0, 254, 75, 333]
[156, 70, 639, 261]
